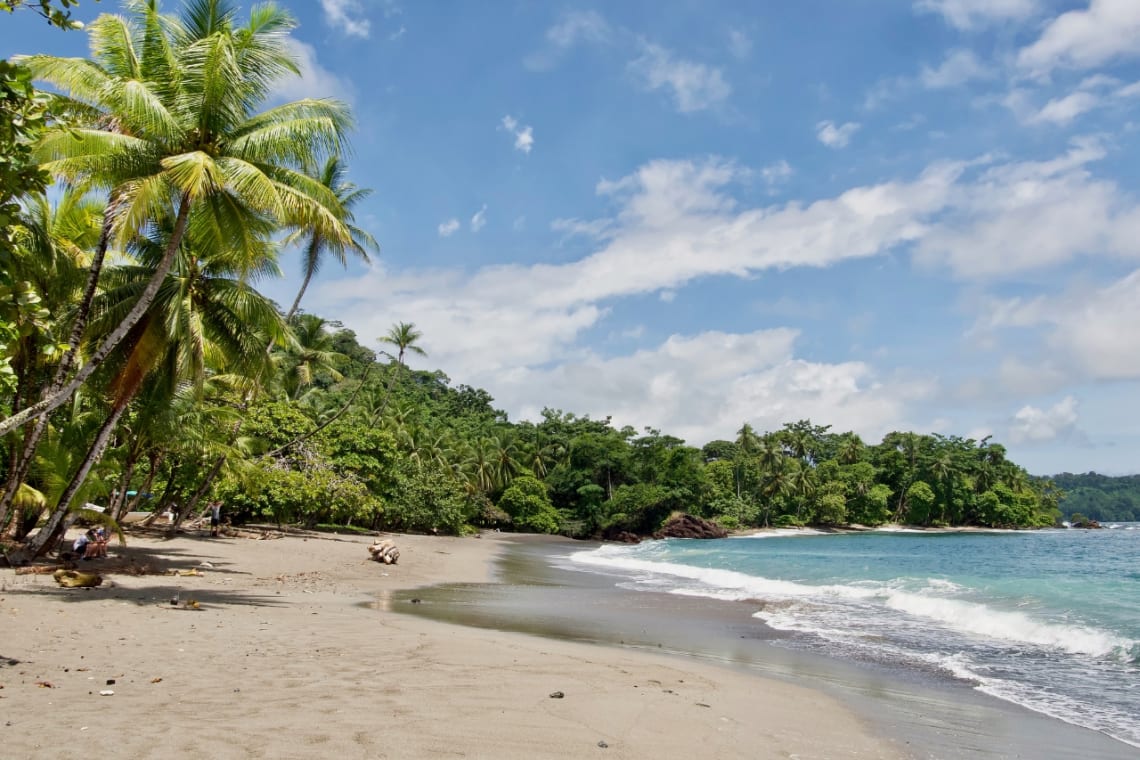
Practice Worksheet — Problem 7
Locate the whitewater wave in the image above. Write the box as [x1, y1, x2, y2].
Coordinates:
[570, 546, 1136, 659]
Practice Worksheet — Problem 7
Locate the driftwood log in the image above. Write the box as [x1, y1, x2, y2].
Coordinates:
[367, 540, 400, 565]
[53, 569, 103, 588]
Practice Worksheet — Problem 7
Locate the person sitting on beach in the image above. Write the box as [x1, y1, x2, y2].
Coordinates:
[74, 529, 102, 560]
[72, 530, 91, 558]
[90, 526, 109, 558]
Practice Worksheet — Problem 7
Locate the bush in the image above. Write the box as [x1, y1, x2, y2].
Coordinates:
[498, 475, 560, 534]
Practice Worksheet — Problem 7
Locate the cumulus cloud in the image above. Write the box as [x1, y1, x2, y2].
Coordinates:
[916, 0, 1039, 29]
[816, 120, 861, 148]
[1018, 0, 1140, 77]
[501, 115, 534, 153]
[914, 137, 1140, 276]
[1009, 396, 1080, 444]
[270, 38, 355, 104]
[437, 218, 460, 237]
[978, 269, 1140, 381]
[496, 329, 934, 444]
[920, 49, 991, 89]
[319, 0, 370, 38]
[629, 42, 731, 113]
[470, 205, 487, 232]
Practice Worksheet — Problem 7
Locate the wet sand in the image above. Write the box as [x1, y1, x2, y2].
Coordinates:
[395, 536, 1140, 760]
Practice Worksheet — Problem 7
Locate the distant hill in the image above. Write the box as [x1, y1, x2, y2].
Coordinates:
[1046, 473, 1140, 523]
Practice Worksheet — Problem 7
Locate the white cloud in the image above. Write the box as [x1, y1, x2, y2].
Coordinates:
[270, 38, 355, 104]
[1030, 91, 1102, 124]
[470, 205, 487, 232]
[1007, 74, 1139, 125]
[501, 115, 534, 153]
[525, 10, 610, 70]
[494, 330, 933, 444]
[728, 29, 752, 60]
[629, 42, 731, 113]
[1018, 0, 1140, 77]
[388, 25, 406, 41]
[319, 0, 370, 38]
[916, 0, 1039, 30]
[1117, 80, 1140, 98]
[816, 120, 861, 148]
[920, 49, 991, 88]
[914, 137, 1140, 276]
[979, 269, 1140, 381]
[760, 160, 794, 190]
[1009, 396, 1079, 444]
[546, 10, 610, 48]
[437, 218, 460, 237]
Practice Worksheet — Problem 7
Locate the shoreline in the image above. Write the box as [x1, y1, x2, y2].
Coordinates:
[2, 529, 903, 759]
[395, 534, 1140, 760]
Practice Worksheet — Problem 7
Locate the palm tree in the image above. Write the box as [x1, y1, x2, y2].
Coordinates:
[284, 155, 378, 318]
[0, 0, 354, 440]
[274, 314, 346, 400]
[23, 205, 287, 557]
[0, 189, 101, 528]
[370, 321, 426, 421]
[735, 422, 760, 456]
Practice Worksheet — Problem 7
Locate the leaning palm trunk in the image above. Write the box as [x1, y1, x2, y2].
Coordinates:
[21, 400, 129, 560]
[0, 195, 192, 439]
[0, 201, 119, 526]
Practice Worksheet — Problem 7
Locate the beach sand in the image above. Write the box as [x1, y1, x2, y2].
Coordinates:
[1, 529, 903, 759]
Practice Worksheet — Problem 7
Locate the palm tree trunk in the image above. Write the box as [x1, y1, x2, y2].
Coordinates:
[285, 241, 318, 319]
[170, 453, 226, 533]
[22, 400, 130, 560]
[0, 200, 119, 524]
[119, 450, 163, 522]
[0, 193, 192, 438]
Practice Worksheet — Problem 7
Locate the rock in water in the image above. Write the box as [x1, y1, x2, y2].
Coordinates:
[652, 513, 728, 540]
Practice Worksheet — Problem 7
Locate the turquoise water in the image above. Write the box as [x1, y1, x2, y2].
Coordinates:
[569, 526, 1140, 749]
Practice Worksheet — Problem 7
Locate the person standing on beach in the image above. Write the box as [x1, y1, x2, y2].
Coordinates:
[210, 501, 223, 537]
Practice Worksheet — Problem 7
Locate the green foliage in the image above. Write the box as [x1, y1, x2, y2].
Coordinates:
[382, 463, 469, 535]
[497, 475, 560, 534]
[1049, 472, 1140, 523]
[218, 460, 377, 528]
[905, 481, 936, 525]
[1, 0, 95, 29]
[602, 482, 672, 535]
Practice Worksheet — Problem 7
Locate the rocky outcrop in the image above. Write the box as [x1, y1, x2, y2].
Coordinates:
[652, 513, 728, 540]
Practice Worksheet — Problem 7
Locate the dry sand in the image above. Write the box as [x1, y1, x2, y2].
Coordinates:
[1, 529, 903, 759]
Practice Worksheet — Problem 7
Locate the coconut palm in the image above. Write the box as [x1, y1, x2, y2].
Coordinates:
[23, 204, 287, 557]
[0, 0, 354, 440]
[283, 155, 378, 318]
[0, 189, 102, 529]
[274, 314, 346, 400]
[369, 321, 426, 422]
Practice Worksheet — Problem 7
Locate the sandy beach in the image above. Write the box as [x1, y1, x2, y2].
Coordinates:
[1, 528, 904, 759]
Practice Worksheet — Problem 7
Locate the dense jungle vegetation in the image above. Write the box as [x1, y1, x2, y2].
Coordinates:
[1047, 473, 1140, 524]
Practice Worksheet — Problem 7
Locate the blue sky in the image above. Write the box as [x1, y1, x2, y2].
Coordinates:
[7, 0, 1140, 475]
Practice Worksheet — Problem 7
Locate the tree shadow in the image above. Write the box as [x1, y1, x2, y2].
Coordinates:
[2, 582, 285, 609]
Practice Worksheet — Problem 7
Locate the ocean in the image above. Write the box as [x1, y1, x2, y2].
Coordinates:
[567, 525, 1140, 750]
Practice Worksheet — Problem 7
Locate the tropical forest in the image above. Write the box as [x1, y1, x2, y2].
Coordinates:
[1, 0, 1068, 564]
